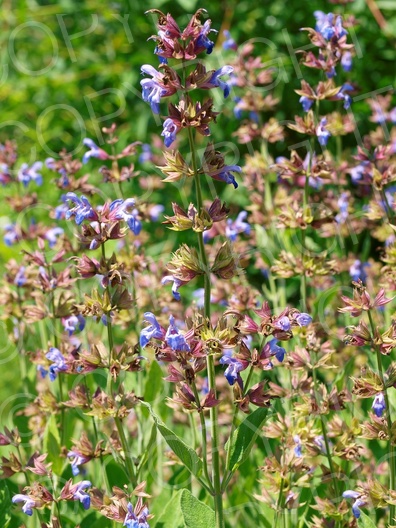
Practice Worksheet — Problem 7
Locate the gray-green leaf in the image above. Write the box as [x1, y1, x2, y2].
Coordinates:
[154, 489, 215, 528]
[141, 401, 202, 478]
[225, 407, 268, 472]
[43, 414, 63, 475]
[357, 512, 377, 528]
[0, 480, 11, 527]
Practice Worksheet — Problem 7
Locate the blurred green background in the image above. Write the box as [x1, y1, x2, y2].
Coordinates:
[0, 0, 395, 160]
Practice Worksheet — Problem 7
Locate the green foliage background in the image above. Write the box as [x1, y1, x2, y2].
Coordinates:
[0, 0, 395, 159]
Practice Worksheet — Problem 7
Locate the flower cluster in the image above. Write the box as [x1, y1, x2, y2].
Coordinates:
[63, 193, 143, 249]
[3, 5, 396, 528]
[141, 9, 239, 189]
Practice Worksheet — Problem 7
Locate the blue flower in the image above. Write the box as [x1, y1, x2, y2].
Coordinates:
[314, 11, 347, 41]
[308, 175, 324, 190]
[46, 158, 69, 186]
[352, 500, 366, 519]
[222, 30, 237, 51]
[349, 162, 368, 184]
[162, 275, 184, 301]
[139, 144, 152, 164]
[72, 480, 91, 509]
[299, 96, 314, 112]
[12, 494, 36, 516]
[210, 164, 241, 188]
[124, 502, 150, 528]
[110, 198, 142, 235]
[149, 204, 165, 222]
[161, 118, 179, 148]
[202, 66, 234, 98]
[45, 157, 57, 170]
[99, 311, 114, 326]
[67, 450, 90, 476]
[295, 313, 312, 326]
[157, 54, 168, 65]
[225, 211, 250, 241]
[140, 312, 165, 348]
[389, 107, 396, 124]
[45, 227, 64, 248]
[372, 393, 386, 417]
[269, 339, 286, 362]
[326, 66, 336, 79]
[334, 15, 348, 38]
[219, 355, 245, 386]
[341, 51, 353, 72]
[62, 315, 85, 336]
[343, 490, 365, 519]
[274, 316, 291, 332]
[195, 20, 215, 54]
[14, 266, 27, 287]
[37, 365, 48, 379]
[249, 111, 259, 123]
[336, 83, 353, 109]
[54, 202, 69, 220]
[233, 97, 243, 119]
[293, 435, 303, 457]
[4, 224, 20, 246]
[192, 288, 205, 308]
[335, 192, 349, 224]
[140, 65, 168, 114]
[64, 193, 98, 225]
[313, 435, 326, 453]
[349, 260, 369, 282]
[82, 138, 109, 164]
[0, 162, 11, 185]
[18, 162, 43, 187]
[46, 347, 67, 381]
[165, 315, 190, 352]
[314, 11, 330, 35]
[316, 117, 331, 147]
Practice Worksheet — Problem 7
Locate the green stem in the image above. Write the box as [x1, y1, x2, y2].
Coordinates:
[336, 134, 342, 165]
[300, 161, 310, 314]
[191, 381, 214, 493]
[114, 416, 137, 488]
[311, 360, 340, 503]
[268, 273, 279, 312]
[207, 355, 224, 528]
[187, 128, 211, 315]
[50, 474, 57, 517]
[82, 378, 111, 494]
[18, 340, 29, 396]
[16, 445, 30, 487]
[49, 473, 64, 528]
[54, 500, 64, 528]
[188, 413, 198, 449]
[101, 243, 114, 395]
[300, 106, 320, 312]
[106, 318, 114, 393]
[368, 310, 395, 523]
[381, 188, 395, 225]
[187, 127, 223, 528]
[273, 477, 285, 528]
[261, 140, 273, 214]
[16, 291, 30, 395]
[221, 365, 255, 492]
